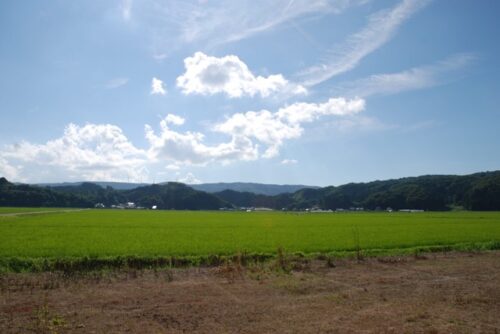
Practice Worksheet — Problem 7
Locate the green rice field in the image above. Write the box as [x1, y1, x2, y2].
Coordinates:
[1, 209, 499, 262]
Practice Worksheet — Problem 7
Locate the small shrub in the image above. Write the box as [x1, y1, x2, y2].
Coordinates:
[274, 247, 291, 273]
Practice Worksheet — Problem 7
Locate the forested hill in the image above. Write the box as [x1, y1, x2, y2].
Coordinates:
[0, 178, 229, 210]
[0, 177, 95, 208]
[124, 183, 229, 210]
[214, 171, 500, 211]
[36, 181, 149, 191]
[37, 181, 319, 195]
[191, 182, 319, 195]
[1, 170, 500, 210]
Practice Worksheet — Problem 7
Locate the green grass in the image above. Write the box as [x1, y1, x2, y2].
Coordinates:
[0, 209, 499, 271]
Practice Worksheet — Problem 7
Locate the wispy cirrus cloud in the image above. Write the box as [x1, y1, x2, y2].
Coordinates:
[297, 0, 431, 86]
[125, 0, 367, 56]
[178, 0, 365, 47]
[327, 115, 395, 133]
[334, 53, 476, 97]
[105, 77, 129, 89]
[281, 159, 298, 165]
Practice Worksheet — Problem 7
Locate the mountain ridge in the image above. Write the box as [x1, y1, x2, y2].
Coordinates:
[3, 170, 500, 211]
[35, 181, 320, 195]
[190, 182, 319, 195]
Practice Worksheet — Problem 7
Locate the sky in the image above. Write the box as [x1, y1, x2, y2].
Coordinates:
[0, 0, 499, 186]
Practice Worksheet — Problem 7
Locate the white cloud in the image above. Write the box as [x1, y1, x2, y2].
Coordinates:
[0, 96, 365, 182]
[277, 97, 366, 124]
[105, 77, 129, 89]
[334, 53, 475, 97]
[177, 52, 306, 98]
[121, 0, 132, 21]
[153, 53, 167, 61]
[297, 0, 430, 86]
[327, 115, 394, 133]
[165, 164, 180, 171]
[145, 97, 363, 165]
[215, 109, 302, 158]
[145, 114, 259, 165]
[177, 172, 201, 184]
[0, 156, 19, 180]
[281, 159, 298, 165]
[164, 114, 185, 126]
[1, 116, 257, 182]
[151, 77, 167, 95]
[2, 123, 148, 182]
[215, 97, 365, 157]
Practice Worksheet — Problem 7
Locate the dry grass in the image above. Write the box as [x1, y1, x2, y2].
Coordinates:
[1, 251, 499, 333]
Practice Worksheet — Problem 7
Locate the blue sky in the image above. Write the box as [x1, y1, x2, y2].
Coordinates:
[0, 0, 499, 186]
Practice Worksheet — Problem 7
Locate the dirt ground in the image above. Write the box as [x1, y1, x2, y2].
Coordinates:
[1, 252, 499, 334]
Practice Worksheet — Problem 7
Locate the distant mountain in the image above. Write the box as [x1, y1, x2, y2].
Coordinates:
[125, 183, 230, 210]
[214, 189, 293, 209]
[191, 182, 319, 195]
[0, 178, 95, 207]
[1, 178, 229, 210]
[37, 181, 149, 190]
[38, 181, 319, 195]
[3, 170, 500, 211]
[213, 171, 500, 211]
[320, 171, 500, 211]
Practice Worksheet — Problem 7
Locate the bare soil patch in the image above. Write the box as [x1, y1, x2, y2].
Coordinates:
[1, 251, 499, 333]
[0, 209, 88, 217]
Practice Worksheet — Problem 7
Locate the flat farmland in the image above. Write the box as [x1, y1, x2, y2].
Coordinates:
[0, 209, 499, 261]
[1, 209, 500, 333]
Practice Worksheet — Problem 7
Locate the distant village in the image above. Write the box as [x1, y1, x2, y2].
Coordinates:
[95, 202, 424, 213]
[95, 202, 152, 210]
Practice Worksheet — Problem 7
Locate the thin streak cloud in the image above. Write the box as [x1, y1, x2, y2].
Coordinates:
[297, 0, 431, 86]
[105, 77, 129, 89]
[127, 0, 367, 56]
[333, 53, 476, 97]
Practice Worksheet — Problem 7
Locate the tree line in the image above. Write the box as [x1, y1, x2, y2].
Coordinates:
[1, 170, 499, 211]
[215, 171, 500, 211]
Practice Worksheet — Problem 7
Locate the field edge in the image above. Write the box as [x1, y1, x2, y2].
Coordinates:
[1, 240, 499, 273]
